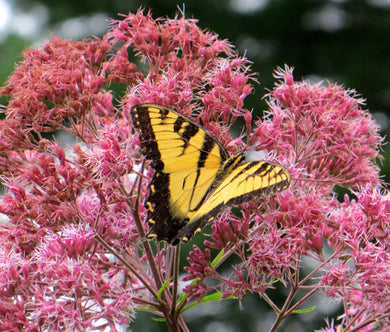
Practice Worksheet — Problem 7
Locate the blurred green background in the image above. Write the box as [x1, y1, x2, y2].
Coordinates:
[1, 0, 389, 331]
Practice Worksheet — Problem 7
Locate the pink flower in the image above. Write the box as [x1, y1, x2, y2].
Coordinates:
[1, 37, 109, 130]
[0, 8, 387, 332]
[251, 66, 382, 187]
[183, 245, 213, 281]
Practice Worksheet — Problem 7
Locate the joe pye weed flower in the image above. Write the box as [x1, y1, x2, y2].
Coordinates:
[0, 8, 388, 332]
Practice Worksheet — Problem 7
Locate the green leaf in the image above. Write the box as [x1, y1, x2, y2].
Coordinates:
[210, 249, 225, 267]
[292, 306, 316, 314]
[182, 292, 236, 312]
[152, 317, 166, 322]
[157, 277, 172, 302]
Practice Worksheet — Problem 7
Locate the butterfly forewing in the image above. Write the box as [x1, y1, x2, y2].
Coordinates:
[130, 104, 229, 242]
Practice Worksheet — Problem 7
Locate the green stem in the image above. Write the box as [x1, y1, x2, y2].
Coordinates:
[171, 244, 181, 317]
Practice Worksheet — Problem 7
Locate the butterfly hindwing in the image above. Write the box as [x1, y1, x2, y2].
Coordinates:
[171, 158, 290, 243]
[130, 104, 229, 242]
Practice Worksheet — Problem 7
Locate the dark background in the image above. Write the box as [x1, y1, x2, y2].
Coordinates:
[1, 0, 389, 331]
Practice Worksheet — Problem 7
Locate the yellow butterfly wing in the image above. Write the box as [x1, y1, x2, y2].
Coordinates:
[130, 103, 291, 244]
[172, 159, 290, 244]
[130, 104, 229, 242]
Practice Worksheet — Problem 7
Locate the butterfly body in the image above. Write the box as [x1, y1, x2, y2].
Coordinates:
[130, 104, 290, 244]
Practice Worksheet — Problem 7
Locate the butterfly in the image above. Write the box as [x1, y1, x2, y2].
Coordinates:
[130, 104, 290, 244]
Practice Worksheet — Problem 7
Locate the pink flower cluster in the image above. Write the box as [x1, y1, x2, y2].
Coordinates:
[252, 67, 381, 187]
[183, 67, 388, 331]
[0, 8, 388, 332]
